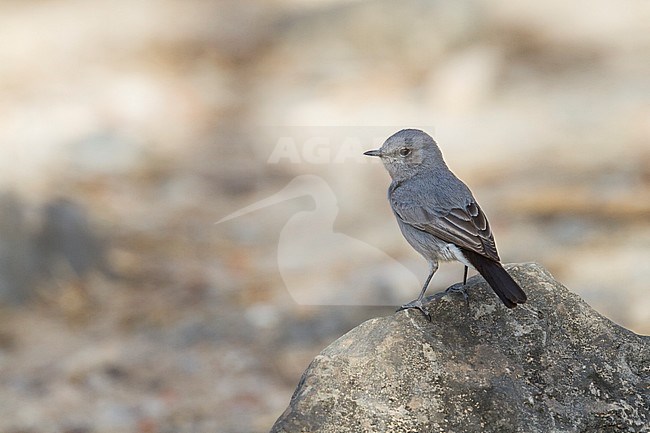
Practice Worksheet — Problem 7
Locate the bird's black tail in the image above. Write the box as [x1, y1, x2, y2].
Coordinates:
[460, 249, 527, 308]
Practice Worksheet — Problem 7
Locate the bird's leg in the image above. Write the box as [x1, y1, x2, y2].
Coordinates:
[430, 265, 471, 308]
[397, 262, 437, 321]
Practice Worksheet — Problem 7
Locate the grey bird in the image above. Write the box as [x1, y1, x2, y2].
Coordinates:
[364, 129, 526, 318]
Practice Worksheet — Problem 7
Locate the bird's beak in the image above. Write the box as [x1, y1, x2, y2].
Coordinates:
[363, 149, 382, 157]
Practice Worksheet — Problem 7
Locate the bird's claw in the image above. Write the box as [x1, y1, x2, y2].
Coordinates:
[397, 283, 470, 321]
[444, 282, 470, 307]
[397, 299, 432, 321]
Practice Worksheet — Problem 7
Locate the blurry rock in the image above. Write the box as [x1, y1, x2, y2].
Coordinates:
[67, 132, 148, 176]
[36, 197, 114, 280]
[271, 263, 650, 433]
[0, 192, 37, 303]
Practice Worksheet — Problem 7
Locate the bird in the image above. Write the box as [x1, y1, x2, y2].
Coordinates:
[216, 175, 420, 306]
[364, 129, 527, 318]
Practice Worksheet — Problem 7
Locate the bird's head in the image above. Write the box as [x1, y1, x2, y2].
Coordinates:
[364, 129, 446, 181]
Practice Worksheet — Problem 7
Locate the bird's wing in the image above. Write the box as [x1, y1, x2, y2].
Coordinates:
[391, 192, 500, 262]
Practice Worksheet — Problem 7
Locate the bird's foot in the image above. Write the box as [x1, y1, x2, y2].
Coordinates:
[397, 299, 431, 321]
[430, 283, 470, 307]
[447, 282, 470, 307]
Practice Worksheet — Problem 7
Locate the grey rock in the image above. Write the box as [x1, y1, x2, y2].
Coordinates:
[0, 192, 38, 303]
[36, 198, 105, 277]
[271, 263, 650, 433]
[36, 197, 114, 280]
[0, 194, 116, 305]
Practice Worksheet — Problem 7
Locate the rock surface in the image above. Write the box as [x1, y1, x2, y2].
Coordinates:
[271, 263, 650, 433]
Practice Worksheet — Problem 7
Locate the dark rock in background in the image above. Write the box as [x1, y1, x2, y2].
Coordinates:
[36, 197, 114, 281]
[0, 192, 38, 304]
[271, 264, 650, 433]
[0, 192, 114, 305]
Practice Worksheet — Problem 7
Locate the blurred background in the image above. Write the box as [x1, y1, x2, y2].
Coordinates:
[0, 0, 648, 432]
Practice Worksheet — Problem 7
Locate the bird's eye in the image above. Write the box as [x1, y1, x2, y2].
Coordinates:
[399, 147, 411, 157]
